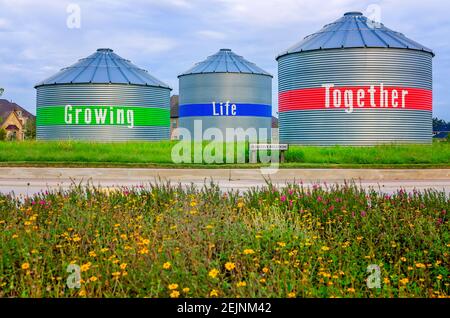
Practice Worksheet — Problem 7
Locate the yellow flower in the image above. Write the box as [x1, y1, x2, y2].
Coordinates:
[383, 277, 390, 285]
[89, 276, 98, 282]
[262, 267, 269, 273]
[277, 242, 286, 247]
[400, 257, 407, 262]
[437, 275, 443, 280]
[122, 271, 128, 276]
[120, 234, 128, 240]
[120, 263, 127, 270]
[190, 201, 197, 207]
[210, 289, 219, 297]
[72, 235, 81, 242]
[139, 248, 149, 255]
[183, 288, 190, 293]
[260, 278, 266, 283]
[89, 251, 97, 257]
[80, 262, 91, 272]
[356, 236, 363, 241]
[407, 266, 414, 271]
[112, 272, 121, 278]
[243, 249, 255, 255]
[12, 234, 19, 239]
[21, 263, 30, 270]
[321, 246, 330, 252]
[78, 290, 86, 297]
[163, 262, 171, 270]
[347, 288, 356, 293]
[170, 290, 180, 298]
[400, 278, 409, 285]
[225, 262, 236, 271]
[287, 292, 296, 298]
[415, 263, 426, 269]
[209, 269, 220, 278]
[168, 283, 179, 290]
[237, 202, 245, 209]
[236, 281, 247, 287]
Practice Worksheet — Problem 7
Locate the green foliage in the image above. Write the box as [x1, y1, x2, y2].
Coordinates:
[0, 129, 6, 141]
[24, 118, 36, 140]
[0, 141, 448, 166]
[0, 182, 448, 298]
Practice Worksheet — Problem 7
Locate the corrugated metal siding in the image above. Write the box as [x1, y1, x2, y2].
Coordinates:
[278, 48, 433, 145]
[179, 73, 272, 140]
[36, 84, 170, 141]
[278, 49, 432, 91]
[280, 110, 432, 145]
[37, 126, 170, 141]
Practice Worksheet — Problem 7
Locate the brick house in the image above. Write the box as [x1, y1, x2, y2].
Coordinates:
[0, 99, 35, 140]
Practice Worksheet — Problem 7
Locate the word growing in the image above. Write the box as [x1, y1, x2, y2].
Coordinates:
[212, 101, 237, 116]
[322, 84, 409, 114]
[64, 105, 135, 128]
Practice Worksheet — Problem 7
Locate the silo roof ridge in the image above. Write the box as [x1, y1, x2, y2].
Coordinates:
[277, 12, 434, 59]
[179, 49, 272, 77]
[35, 49, 171, 89]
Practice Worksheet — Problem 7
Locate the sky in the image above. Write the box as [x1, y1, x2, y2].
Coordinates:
[0, 0, 449, 120]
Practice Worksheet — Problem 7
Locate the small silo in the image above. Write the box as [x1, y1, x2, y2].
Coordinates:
[36, 48, 171, 141]
[277, 12, 434, 145]
[178, 49, 273, 141]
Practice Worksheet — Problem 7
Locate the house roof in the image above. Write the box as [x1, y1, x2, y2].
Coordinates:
[433, 132, 449, 139]
[0, 99, 35, 125]
[170, 95, 179, 118]
[5, 124, 19, 130]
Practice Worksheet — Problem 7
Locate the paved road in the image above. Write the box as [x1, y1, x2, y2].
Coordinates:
[0, 167, 449, 196]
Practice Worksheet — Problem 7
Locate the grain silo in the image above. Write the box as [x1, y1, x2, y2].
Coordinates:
[178, 49, 273, 141]
[277, 12, 434, 145]
[36, 48, 171, 141]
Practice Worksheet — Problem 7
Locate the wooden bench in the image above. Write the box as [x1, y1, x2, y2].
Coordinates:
[249, 144, 289, 163]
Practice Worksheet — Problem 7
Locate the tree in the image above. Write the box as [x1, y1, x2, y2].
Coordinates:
[24, 118, 36, 140]
[0, 128, 6, 141]
[433, 117, 449, 131]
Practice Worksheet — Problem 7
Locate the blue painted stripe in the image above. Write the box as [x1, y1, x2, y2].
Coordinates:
[179, 103, 272, 118]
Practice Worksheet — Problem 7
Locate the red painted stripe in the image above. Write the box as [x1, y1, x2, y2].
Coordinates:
[279, 86, 432, 112]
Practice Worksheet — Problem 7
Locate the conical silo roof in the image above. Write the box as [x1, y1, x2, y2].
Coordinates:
[35, 48, 171, 89]
[179, 49, 272, 77]
[277, 11, 434, 59]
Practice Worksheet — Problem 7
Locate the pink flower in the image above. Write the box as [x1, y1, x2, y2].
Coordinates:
[280, 195, 287, 202]
[317, 196, 323, 203]
[361, 211, 367, 217]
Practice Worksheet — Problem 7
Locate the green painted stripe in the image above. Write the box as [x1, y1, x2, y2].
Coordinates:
[37, 106, 170, 127]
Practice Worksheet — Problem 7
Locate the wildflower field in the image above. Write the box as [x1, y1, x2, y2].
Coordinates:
[0, 182, 449, 298]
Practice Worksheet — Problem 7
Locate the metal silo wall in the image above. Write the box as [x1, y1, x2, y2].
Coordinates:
[178, 73, 272, 140]
[278, 48, 433, 145]
[36, 84, 170, 141]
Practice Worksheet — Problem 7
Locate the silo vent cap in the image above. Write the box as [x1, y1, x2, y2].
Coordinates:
[344, 11, 363, 16]
[97, 48, 114, 52]
[220, 48, 232, 51]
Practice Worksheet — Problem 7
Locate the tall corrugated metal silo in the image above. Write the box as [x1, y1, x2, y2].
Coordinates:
[35, 48, 171, 141]
[178, 49, 273, 141]
[277, 12, 434, 145]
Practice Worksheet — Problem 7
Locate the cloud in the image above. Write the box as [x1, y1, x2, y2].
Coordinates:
[196, 30, 227, 40]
